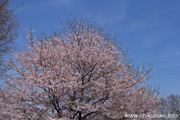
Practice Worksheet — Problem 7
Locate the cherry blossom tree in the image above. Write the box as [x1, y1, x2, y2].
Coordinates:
[1, 18, 159, 120]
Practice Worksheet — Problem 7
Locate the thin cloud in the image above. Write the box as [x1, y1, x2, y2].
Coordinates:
[95, 1, 128, 25]
[123, 19, 175, 33]
[155, 63, 180, 70]
[17, 0, 72, 14]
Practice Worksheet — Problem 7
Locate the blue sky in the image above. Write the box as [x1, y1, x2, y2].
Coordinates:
[14, 0, 180, 96]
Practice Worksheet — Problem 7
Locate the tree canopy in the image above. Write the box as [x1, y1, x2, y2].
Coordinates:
[0, 18, 159, 120]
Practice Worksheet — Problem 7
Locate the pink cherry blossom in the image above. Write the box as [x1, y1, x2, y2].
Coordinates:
[0, 22, 159, 120]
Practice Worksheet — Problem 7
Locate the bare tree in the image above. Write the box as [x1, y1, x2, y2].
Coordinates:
[0, 0, 19, 76]
[159, 95, 180, 120]
[166, 95, 180, 119]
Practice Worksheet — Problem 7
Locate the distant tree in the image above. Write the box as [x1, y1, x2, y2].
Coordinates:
[1, 18, 159, 120]
[159, 94, 180, 120]
[167, 95, 180, 116]
[0, 0, 18, 76]
[159, 97, 168, 120]
[166, 94, 180, 120]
